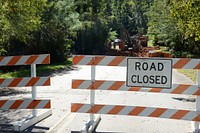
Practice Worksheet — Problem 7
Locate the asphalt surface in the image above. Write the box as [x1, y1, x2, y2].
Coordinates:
[0, 65, 196, 133]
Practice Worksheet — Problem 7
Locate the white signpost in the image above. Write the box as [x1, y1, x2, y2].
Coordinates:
[127, 58, 172, 88]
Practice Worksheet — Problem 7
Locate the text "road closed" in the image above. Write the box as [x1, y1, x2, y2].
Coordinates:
[127, 58, 172, 89]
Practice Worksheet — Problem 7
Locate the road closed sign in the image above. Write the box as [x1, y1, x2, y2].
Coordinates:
[127, 58, 172, 88]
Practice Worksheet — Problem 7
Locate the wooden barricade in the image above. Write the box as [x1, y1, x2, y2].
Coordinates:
[71, 55, 200, 132]
[0, 54, 52, 131]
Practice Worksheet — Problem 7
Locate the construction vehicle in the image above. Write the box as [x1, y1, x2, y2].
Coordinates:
[105, 35, 149, 56]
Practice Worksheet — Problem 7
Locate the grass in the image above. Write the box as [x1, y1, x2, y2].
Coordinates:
[177, 69, 197, 83]
[0, 58, 72, 78]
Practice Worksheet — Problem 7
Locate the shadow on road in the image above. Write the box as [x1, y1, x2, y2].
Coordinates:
[0, 110, 50, 133]
[0, 124, 13, 133]
[0, 124, 49, 133]
[71, 131, 123, 133]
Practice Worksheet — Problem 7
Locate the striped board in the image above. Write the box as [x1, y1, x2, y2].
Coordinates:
[72, 80, 200, 96]
[71, 103, 200, 122]
[0, 100, 51, 110]
[73, 55, 200, 69]
[0, 54, 50, 66]
[0, 77, 50, 87]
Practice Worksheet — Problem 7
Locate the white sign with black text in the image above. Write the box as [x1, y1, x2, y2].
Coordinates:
[127, 58, 172, 88]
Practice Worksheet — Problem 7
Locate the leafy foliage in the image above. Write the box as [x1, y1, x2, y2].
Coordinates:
[74, 0, 152, 54]
[170, 0, 200, 41]
[26, 0, 82, 62]
[0, 0, 199, 60]
[0, 0, 82, 62]
[0, 0, 47, 56]
[147, 0, 200, 57]
[0, 0, 47, 44]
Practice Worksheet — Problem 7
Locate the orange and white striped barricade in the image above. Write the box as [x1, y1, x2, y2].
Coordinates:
[0, 54, 52, 131]
[71, 55, 200, 132]
[195, 70, 200, 133]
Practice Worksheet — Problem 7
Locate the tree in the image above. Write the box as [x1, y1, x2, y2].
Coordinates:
[27, 0, 83, 62]
[0, 0, 83, 62]
[74, 0, 152, 54]
[147, 0, 179, 45]
[170, 0, 200, 57]
[147, 0, 200, 57]
[170, 0, 200, 41]
[0, 0, 47, 44]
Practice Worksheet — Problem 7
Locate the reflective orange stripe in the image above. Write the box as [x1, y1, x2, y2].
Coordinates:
[173, 59, 190, 69]
[44, 100, 51, 108]
[87, 56, 105, 65]
[0, 57, 3, 62]
[25, 55, 38, 64]
[0, 100, 7, 108]
[87, 80, 105, 90]
[108, 56, 125, 66]
[128, 87, 141, 91]
[8, 78, 23, 87]
[170, 110, 189, 119]
[0, 79, 5, 84]
[108, 106, 124, 114]
[72, 80, 84, 89]
[192, 114, 200, 121]
[149, 88, 162, 93]
[25, 77, 40, 86]
[149, 108, 167, 117]
[128, 107, 145, 116]
[71, 103, 84, 112]
[42, 55, 50, 64]
[194, 63, 200, 69]
[7, 56, 21, 65]
[171, 85, 190, 94]
[43, 78, 51, 86]
[87, 105, 104, 113]
[27, 100, 40, 109]
[194, 88, 200, 95]
[10, 100, 23, 109]
[73, 56, 85, 65]
[108, 81, 124, 90]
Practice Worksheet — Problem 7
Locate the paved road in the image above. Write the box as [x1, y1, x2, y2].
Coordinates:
[0, 65, 196, 133]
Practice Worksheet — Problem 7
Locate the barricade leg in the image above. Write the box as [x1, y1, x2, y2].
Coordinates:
[13, 109, 52, 131]
[81, 115, 101, 133]
[13, 64, 52, 131]
[81, 61, 101, 133]
[194, 70, 200, 133]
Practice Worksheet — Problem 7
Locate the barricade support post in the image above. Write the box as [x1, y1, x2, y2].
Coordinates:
[81, 57, 101, 133]
[31, 64, 37, 117]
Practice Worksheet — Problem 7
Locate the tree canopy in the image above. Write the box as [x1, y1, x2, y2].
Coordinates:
[0, 0, 199, 60]
[0, 0, 47, 43]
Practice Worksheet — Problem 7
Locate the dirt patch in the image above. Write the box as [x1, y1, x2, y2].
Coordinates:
[106, 46, 172, 57]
